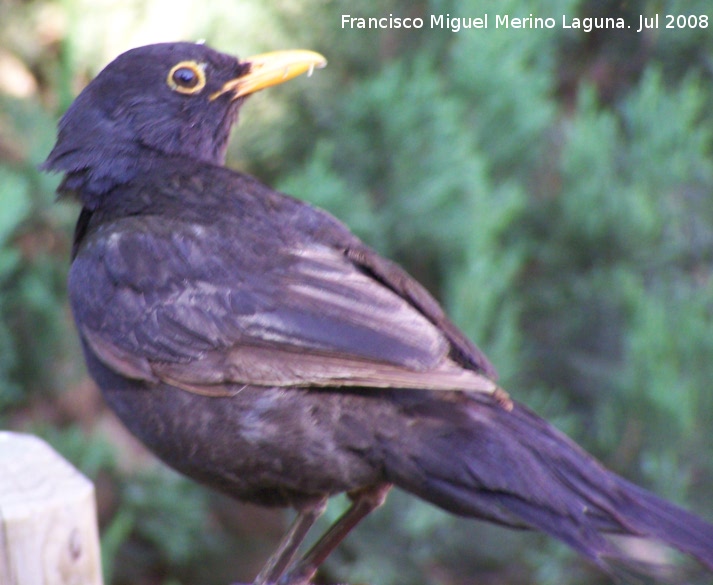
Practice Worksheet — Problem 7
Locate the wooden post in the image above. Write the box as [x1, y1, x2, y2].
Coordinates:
[0, 431, 103, 585]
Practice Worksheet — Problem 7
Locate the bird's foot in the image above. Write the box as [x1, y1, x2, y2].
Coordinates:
[228, 576, 316, 585]
[227, 579, 314, 585]
[231, 581, 352, 585]
[275, 569, 315, 585]
[231, 575, 354, 585]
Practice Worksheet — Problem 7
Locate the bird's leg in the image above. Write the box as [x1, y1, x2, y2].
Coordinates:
[278, 483, 393, 585]
[252, 497, 328, 585]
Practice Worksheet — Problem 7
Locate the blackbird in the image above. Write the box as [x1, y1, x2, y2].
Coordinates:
[43, 42, 713, 584]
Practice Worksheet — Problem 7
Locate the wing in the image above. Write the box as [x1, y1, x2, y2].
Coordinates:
[70, 201, 498, 397]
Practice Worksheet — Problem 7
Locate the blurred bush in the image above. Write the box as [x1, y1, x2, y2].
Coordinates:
[1, 0, 712, 584]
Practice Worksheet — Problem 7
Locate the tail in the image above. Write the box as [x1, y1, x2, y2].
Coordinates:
[383, 392, 713, 576]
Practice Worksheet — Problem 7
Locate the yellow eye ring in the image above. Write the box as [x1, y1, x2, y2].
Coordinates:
[167, 61, 207, 95]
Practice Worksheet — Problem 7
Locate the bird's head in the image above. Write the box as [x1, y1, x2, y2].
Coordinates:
[42, 42, 326, 206]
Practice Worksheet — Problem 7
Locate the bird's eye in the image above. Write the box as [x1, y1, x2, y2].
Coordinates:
[167, 61, 207, 95]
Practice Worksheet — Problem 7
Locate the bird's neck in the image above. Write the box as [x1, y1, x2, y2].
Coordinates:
[66, 155, 223, 258]
[49, 143, 226, 210]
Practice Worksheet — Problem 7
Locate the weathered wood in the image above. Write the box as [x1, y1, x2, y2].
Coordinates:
[0, 431, 103, 585]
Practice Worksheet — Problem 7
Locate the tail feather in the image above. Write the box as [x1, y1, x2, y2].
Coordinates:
[385, 393, 713, 575]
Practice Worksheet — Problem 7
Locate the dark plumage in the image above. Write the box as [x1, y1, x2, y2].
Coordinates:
[43, 42, 713, 584]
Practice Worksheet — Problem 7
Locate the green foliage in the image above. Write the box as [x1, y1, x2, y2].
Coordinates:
[101, 466, 233, 585]
[0, 97, 70, 411]
[36, 424, 117, 478]
[120, 468, 217, 566]
[449, 0, 570, 177]
[0, 139, 32, 406]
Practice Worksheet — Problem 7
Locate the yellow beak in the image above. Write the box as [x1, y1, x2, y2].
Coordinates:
[211, 50, 327, 101]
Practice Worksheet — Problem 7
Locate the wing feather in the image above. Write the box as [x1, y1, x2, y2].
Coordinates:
[71, 203, 498, 397]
